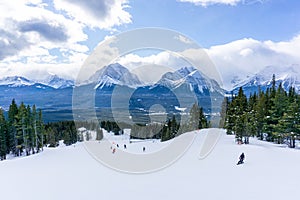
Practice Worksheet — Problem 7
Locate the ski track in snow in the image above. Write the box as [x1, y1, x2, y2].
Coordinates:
[0, 129, 300, 200]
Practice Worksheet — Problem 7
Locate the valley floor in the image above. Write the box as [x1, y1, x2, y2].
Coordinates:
[0, 129, 299, 200]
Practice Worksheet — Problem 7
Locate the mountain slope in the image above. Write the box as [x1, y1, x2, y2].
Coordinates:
[89, 63, 143, 89]
[231, 65, 300, 95]
[158, 66, 224, 95]
[0, 76, 35, 87]
[0, 75, 74, 89]
[0, 129, 299, 200]
[40, 74, 74, 89]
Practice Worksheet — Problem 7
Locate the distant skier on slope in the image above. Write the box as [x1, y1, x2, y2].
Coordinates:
[237, 153, 245, 165]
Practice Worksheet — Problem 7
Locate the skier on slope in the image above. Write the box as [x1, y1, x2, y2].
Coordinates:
[237, 153, 245, 165]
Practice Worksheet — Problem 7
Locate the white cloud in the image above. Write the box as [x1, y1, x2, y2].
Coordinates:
[0, 0, 132, 80]
[114, 34, 300, 90]
[0, 1, 88, 61]
[206, 35, 300, 90]
[53, 0, 132, 29]
[174, 35, 193, 44]
[178, 0, 264, 6]
[178, 0, 241, 6]
[117, 51, 190, 84]
[117, 51, 188, 69]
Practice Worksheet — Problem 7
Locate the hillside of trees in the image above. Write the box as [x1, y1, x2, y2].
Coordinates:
[0, 100, 85, 160]
[129, 103, 209, 141]
[0, 99, 44, 160]
[221, 75, 300, 148]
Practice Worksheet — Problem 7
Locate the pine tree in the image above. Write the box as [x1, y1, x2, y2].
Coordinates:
[7, 99, 18, 155]
[265, 83, 287, 141]
[96, 128, 103, 141]
[278, 98, 300, 148]
[37, 109, 44, 151]
[161, 122, 171, 142]
[63, 130, 72, 145]
[223, 74, 300, 147]
[189, 103, 208, 130]
[189, 103, 200, 130]
[255, 89, 267, 139]
[219, 97, 228, 128]
[233, 87, 247, 142]
[225, 97, 236, 135]
[16, 102, 28, 156]
[0, 109, 7, 160]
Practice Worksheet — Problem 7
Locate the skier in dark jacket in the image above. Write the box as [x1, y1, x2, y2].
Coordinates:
[237, 153, 245, 165]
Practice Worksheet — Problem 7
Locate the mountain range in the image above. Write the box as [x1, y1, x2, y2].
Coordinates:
[1, 64, 299, 93]
[0, 63, 299, 122]
[0, 74, 74, 89]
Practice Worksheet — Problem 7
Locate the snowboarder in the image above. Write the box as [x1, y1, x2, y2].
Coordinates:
[112, 148, 116, 154]
[237, 153, 245, 165]
[124, 144, 127, 149]
[116, 144, 119, 148]
[143, 147, 145, 152]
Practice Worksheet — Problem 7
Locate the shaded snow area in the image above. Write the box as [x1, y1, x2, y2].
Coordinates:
[1, 129, 300, 200]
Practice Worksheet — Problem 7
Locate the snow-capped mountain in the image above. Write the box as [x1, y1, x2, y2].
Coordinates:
[231, 65, 300, 95]
[158, 66, 224, 95]
[38, 74, 74, 89]
[0, 75, 74, 89]
[0, 76, 35, 87]
[89, 63, 143, 89]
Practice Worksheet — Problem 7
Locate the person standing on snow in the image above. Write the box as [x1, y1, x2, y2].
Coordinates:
[237, 153, 245, 165]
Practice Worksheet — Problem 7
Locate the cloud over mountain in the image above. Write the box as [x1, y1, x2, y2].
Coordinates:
[0, 0, 132, 81]
[53, 0, 132, 29]
[206, 35, 300, 90]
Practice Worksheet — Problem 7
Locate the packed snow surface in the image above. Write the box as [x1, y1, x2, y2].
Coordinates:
[1, 129, 299, 200]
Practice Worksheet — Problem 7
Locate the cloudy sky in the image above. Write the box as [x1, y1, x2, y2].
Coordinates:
[0, 0, 300, 89]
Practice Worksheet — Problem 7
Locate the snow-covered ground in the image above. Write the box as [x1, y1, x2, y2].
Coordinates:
[1, 129, 299, 200]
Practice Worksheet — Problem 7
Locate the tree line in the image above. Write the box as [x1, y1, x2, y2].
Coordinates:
[0, 100, 89, 161]
[221, 75, 300, 148]
[0, 99, 44, 160]
[128, 103, 209, 142]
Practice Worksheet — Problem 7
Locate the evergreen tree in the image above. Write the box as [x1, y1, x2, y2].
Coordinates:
[190, 103, 200, 130]
[189, 103, 208, 130]
[219, 97, 228, 128]
[264, 83, 287, 141]
[278, 98, 300, 148]
[223, 74, 300, 148]
[161, 122, 171, 142]
[255, 89, 267, 140]
[37, 109, 44, 151]
[96, 128, 103, 141]
[16, 102, 28, 156]
[0, 109, 7, 160]
[224, 96, 236, 135]
[7, 99, 18, 155]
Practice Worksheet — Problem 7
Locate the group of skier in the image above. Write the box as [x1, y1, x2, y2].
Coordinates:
[111, 142, 146, 154]
[110, 142, 245, 165]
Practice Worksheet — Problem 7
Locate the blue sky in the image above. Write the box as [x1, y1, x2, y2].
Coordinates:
[120, 0, 300, 47]
[0, 0, 300, 89]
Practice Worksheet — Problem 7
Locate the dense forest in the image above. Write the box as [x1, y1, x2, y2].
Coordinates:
[0, 100, 89, 160]
[221, 75, 300, 148]
[0, 99, 44, 160]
